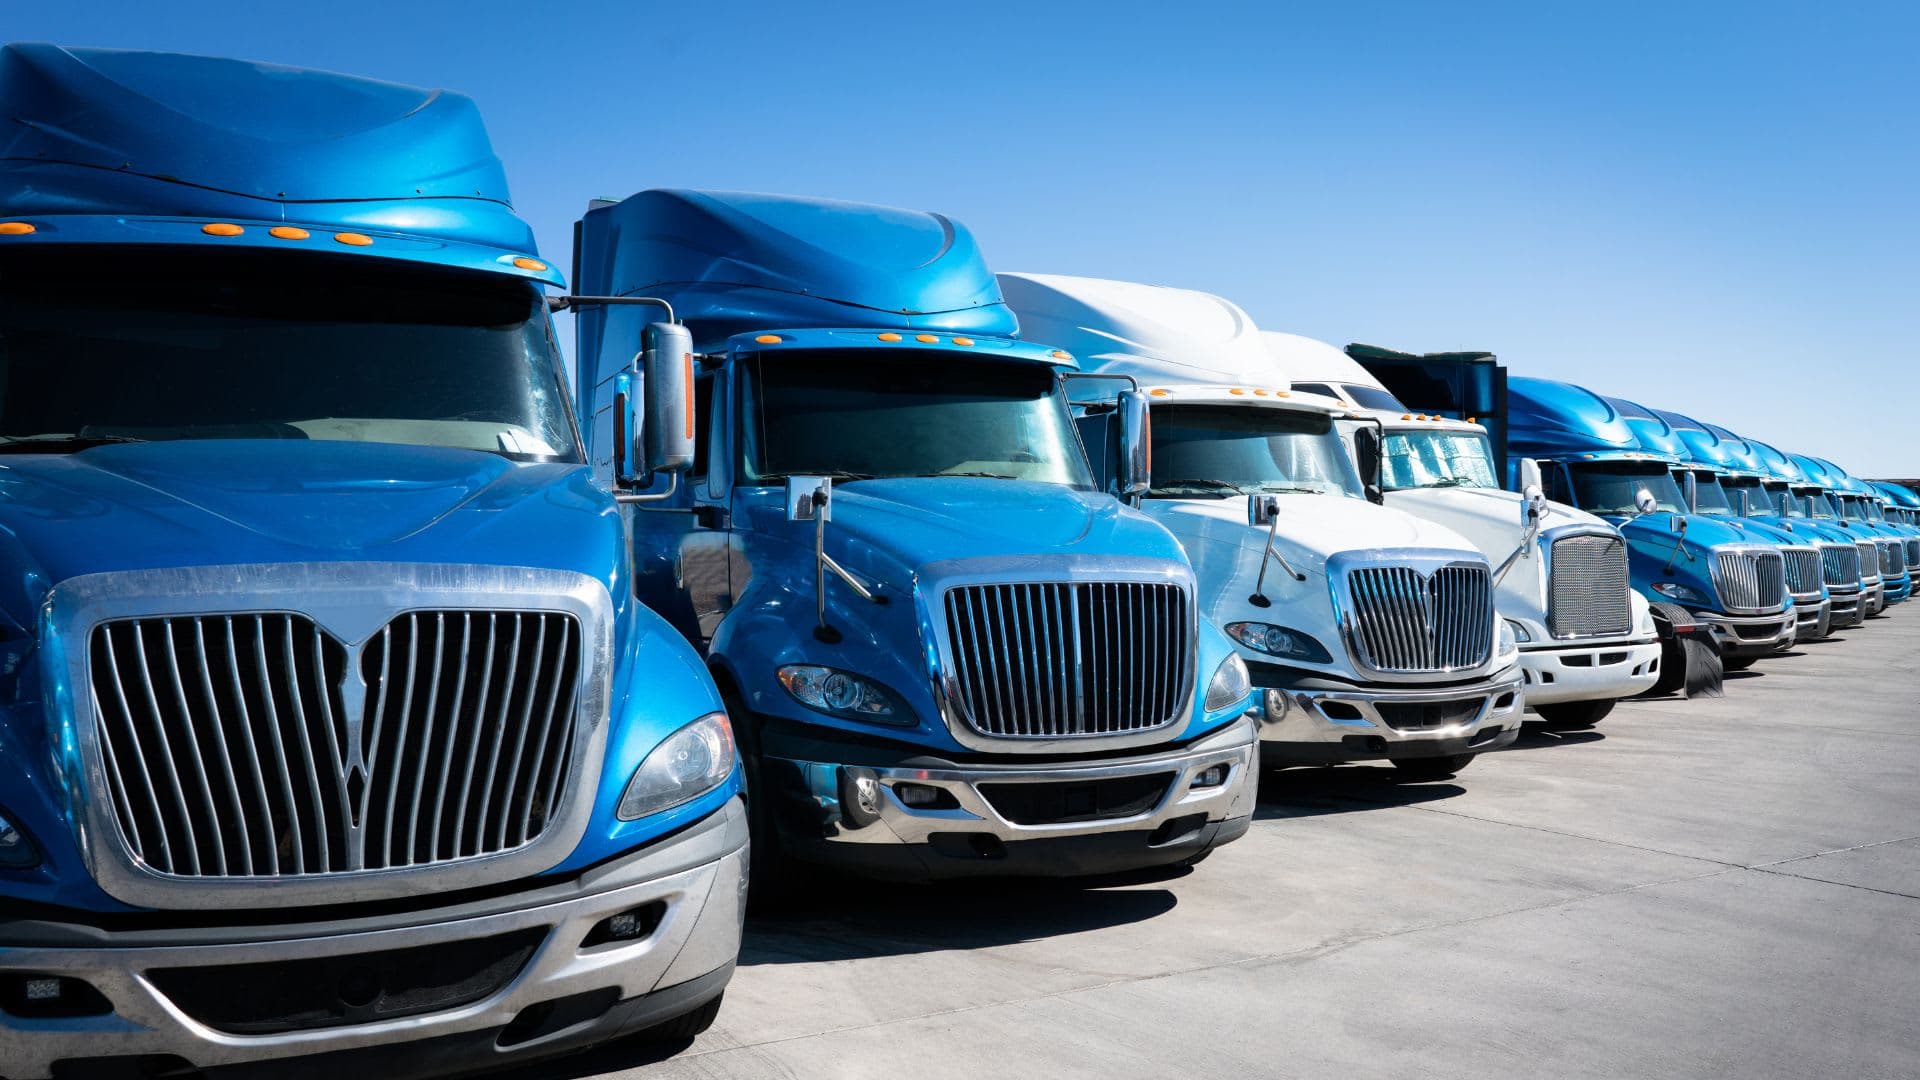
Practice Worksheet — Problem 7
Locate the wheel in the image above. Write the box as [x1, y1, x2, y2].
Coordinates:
[1722, 655, 1759, 672]
[1531, 698, 1615, 729]
[718, 679, 814, 913]
[1391, 753, 1475, 781]
[1643, 602, 1695, 697]
[632, 993, 724, 1043]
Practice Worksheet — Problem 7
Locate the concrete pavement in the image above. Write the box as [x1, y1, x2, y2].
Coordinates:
[526, 614, 1920, 1079]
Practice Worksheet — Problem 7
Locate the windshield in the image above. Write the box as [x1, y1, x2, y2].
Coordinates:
[1148, 404, 1363, 499]
[1569, 462, 1686, 515]
[0, 249, 578, 460]
[1689, 470, 1736, 515]
[1839, 496, 1869, 522]
[739, 351, 1091, 487]
[1342, 384, 1406, 411]
[1379, 429, 1499, 491]
[1723, 476, 1768, 517]
[1796, 488, 1839, 519]
[1864, 500, 1886, 523]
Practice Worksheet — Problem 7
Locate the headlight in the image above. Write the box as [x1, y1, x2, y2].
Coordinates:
[1204, 653, 1253, 711]
[1497, 619, 1518, 656]
[1503, 618, 1532, 643]
[1650, 581, 1713, 606]
[0, 806, 41, 869]
[1223, 622, 1332, 663]
[617, 712, 736, 821]
[777, 665, 912, 725]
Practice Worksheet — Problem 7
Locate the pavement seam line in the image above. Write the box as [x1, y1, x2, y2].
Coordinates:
[684, 865, 1741, 1061]
[1744, 865, 1920, 902]
[1748, 832, 1920, 869]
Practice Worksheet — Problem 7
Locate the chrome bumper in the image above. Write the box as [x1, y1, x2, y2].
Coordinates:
[1517, 637, 1662, 706]
[1790, 595, 1831, 638]
[1864, 580, 1886, 616]
[771, 717, 1256, 850]
[1256, 665, 1525, 752]
[1827, 588, 1863, 629]
[1, 800, 748, 1079]
[1694, 609, 1796, 655]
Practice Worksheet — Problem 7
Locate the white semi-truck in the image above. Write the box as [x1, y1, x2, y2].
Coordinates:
[1002, 274, 1523, 780]
[1263, 333, 1661, 727]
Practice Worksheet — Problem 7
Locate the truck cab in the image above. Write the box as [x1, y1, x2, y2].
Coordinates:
[1870, 482, 1920, 572]
[1793, 455, 1908, 610]
[1505, 377, 1796, 667]
[1606, 398, 1826, 649]
[572, 193, 1256, 892]
[1000, 275, 1522, 782]
[1823, 464, 1913, 605]
[1264, 334, 1658, 728]
[0, 46, 745, 1076]
[1754, 444, 1888, 618]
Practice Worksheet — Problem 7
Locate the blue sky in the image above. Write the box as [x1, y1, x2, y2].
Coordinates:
[12, 1, 1918, 473]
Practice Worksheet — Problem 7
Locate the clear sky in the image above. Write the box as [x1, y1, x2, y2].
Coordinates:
[11, 1, 1917, 474]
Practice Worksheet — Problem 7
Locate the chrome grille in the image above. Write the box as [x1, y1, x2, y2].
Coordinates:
[1907, 539, 1920, 569]
[1881, 540, 1905, 577]
[1547, 533, 1632, 638]
[1858, 541, 1881, 583]
[1781, 548, 1823, 600]
[1711, 550, 1786, 613]
[89, 610, 582, 879]
[1820, 543, 1861, 588]
[1344, 563, 1494, 673]
[943, 581, 1191, 738]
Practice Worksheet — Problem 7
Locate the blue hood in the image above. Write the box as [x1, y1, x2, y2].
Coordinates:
[0, 440, 621, 634]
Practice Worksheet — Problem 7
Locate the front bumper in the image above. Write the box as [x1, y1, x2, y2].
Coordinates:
[1516, 636, 1662, 707]
[1884, 573, 1911, 604]
[1252, 664, 1525, 764]
[1693, 608, 1796, 657]
[1826, 588, 1863, 630]
[764, 717, 1257, 881]
[0, 799, 749, 1080]
[1864, 580, 1886, 616]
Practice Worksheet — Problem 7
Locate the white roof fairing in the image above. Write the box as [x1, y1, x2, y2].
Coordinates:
[998, 273, 1276, 386]
[1260, 330, 1387, 391]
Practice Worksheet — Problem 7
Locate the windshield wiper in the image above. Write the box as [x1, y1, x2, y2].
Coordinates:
[912, 471, 1021, 480]
[0, 433, 150, 453]
[758, 470, 877, 483]
[1250, 483, 1326, 495]
[1153, 478, 1248, 496]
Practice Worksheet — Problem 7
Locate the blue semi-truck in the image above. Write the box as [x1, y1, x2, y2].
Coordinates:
[1652, 412, 1867, 633]
[1604, 398, 1830, 644]
[571, 191, 1257, 895]
[1504, 378, 1795, 672]
[0, 46, 747, 1077]
[1751, 443, 1889, 617]
[1793, 455, 1910, 608]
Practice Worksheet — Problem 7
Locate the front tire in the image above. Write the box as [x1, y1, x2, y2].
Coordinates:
[1644, 602, 1696, 697]
[1391, 753, 1475, 781]
[1723, 655, 1759, 672]
[632, 994, 724, 1043]
[719, 679, 813, 913]
[1532, 698, 1615, 729]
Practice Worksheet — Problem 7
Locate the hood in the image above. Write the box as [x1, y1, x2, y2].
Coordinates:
[1609, 509, 1756, 553]
[802, 478, 1188, 580]
[0, 440, 618, 632]
[1151, 492, 1479, 577]
[1383, 486, 1607, 563]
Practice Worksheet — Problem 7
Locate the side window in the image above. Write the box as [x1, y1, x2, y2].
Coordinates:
[691, 373, 714, 483]
[1292, 381, 1336, 399]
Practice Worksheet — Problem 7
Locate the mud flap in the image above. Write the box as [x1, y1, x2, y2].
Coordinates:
[1642, 601, 1723, 699]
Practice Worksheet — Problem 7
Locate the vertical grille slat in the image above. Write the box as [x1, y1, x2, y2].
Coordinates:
[1781, 548, 1823, 601]
[943, 580, 1190, 739]
[1344, 563, 1496, 674]
[1821, 543, 1862, 588]
[1713, 550, 1787, 613]
[86, 609, 582, 881]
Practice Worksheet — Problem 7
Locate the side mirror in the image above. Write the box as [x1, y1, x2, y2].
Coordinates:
[1517, 458, 1545, 522]
[641, 322, 695, 474]
[1681, 470, 1699, 514]
[1248, 494, 1280, 527]
[1735, 489, 1752, 517]
[1634, 487, 1658, 516]
[1352, 427, 1384, 505]
[1116, 389, 1152, 498]
[785, 476, 831, 522]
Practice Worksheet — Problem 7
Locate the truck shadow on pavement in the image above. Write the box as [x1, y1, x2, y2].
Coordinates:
[1252, 765, 1466, 819]
[740, 873, 1182, 965]
[1507, 725, 1606, 751]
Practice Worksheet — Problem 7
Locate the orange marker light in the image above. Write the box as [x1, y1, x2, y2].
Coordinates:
[0, 222, 35, 235]
[1149, 388, 1170, 397]
[1229, 387, 1246, 396]
[878, 332, 903, 342]
[754, 334, 782, 344]
[269, 226, 310, 240]
[334, 232, 373, 247]
[1253, 388, 1270, 396]
[1051, 350, 1071, 360]
[915, 334, 938, 343]
[952, 337, 975, 346]
[202, 223, 244, 237]
[512, 257, 548, 272]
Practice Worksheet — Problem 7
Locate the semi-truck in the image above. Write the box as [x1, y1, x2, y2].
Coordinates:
[1504, 378, 1795, 671]
[1870, 483, 1920, 565]
[1792, 455, 1909, 609]
[0, 46, 747, 1077]
[1606, 399, 1828, 646]
[570, 192, 1258, 895]
[1653, 413, 1865, 633]
[999, 275, 1523, 781]
[1821, 464, 1913, 604]
[1259, 334, 1658, 728]
[1754, 445, 1887, 617]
